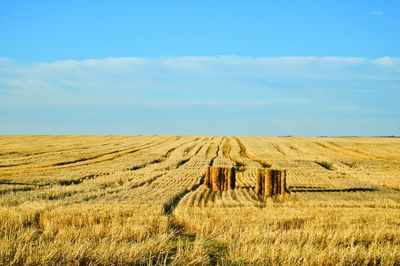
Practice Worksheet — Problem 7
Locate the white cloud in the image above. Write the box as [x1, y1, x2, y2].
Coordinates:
[374, 57, 400, 66]
[0, 56, 399, 109]
[1, 56, 399, 135]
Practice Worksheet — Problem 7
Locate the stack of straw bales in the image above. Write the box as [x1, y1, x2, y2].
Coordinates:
[256, 168, 288, 197]
[204, 166, 236, 191]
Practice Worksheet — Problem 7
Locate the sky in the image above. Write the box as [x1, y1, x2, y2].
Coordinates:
[0, 0, 399, 135]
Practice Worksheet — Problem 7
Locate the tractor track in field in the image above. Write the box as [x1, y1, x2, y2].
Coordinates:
[327, 141, 398, 162]
[222, 137, 247, 171]
[0, 173, 108, 188]
[221, 137, 232, 159]
[0, 142, 128, 168]
[0, 144, 168, 195]
[125, 139, 210, 192]
[163, 138, 222, 215]
[0, 172, 111, 198]
[0, 138, 207, 198]
[49, 136, 179, 167]
[271, 143, 286, 155]
[68, 139, 213, 204]
[160, 138, 230, 264]
[313, 141, 388, 161]
[127, 137, 202, 171]
[0, 137, 133, 160]
[234, 137, 271, 168]
[289, 185, 378, 193]
[0, 163, 31, 168]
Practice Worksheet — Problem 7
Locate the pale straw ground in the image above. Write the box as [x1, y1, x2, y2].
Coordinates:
[0, 135, 399, 265]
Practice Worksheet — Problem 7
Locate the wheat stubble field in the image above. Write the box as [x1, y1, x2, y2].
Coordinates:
[0, 135, 400, 265]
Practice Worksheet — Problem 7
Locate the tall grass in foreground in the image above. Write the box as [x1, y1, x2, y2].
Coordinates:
[0, 203, 210, 265]
[174, 204, 400, 265]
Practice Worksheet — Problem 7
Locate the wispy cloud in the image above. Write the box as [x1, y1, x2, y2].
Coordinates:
[0, 56, 399, 135]
[0, 57, 15, 66]
[0, 56, 400, 106]
[0, 56, 399, 107]
[132, 99, 308, 107]
[369, 10, 384, 15]
[374, 56, 400, 66]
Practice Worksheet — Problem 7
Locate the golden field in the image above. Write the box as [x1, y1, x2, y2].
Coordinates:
[0, 135, 400, 265]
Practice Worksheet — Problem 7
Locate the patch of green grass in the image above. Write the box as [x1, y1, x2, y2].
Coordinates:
[234, 161, 247, 172]
[315, 161, 333, 170]
[205, 238, 228, 265]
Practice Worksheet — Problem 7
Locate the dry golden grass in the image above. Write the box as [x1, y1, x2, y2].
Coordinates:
[0, 135, 399, 265]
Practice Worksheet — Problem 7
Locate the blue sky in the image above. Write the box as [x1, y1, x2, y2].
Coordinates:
[0, 1, 399, 135]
